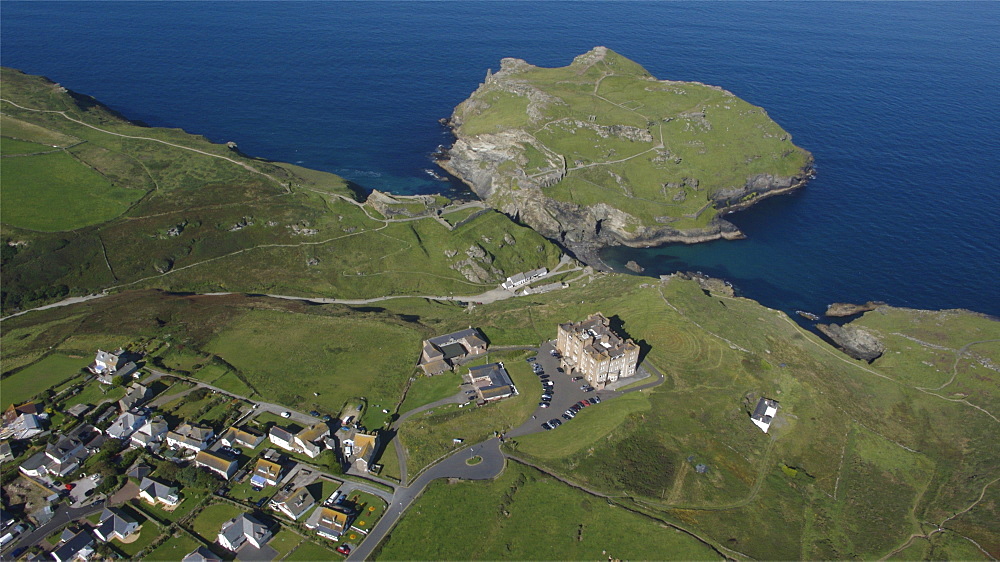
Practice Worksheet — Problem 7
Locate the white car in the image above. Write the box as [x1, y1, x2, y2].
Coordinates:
[280, 411, 291, 418]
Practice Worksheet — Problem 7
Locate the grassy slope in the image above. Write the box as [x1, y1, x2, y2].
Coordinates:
[375, 462, 720, 561]
[453, 49, 811, 228]
[0, 68, 560, 313]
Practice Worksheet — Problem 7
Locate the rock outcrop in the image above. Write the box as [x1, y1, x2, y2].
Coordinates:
[438, 47, 813, 267]
[825, 301, 886, 317]
[816, 323, 886, 362]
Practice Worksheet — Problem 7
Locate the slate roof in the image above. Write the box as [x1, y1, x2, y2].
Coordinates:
[95, 507, 137, 541]
[51, 530, 94, 562]
[219, 513, 270, 550]
[468, 363, 515, 401]
[182, 546, 222, 562]
[273, 486, 316, 520]
[139, 477, 179, 504]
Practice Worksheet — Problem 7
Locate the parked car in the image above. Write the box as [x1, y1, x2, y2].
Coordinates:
[541, 422, 552, 430]
[570, 404, 581, 413]
[579, 400, 590, 407]
[588, 397, 598, 405]
[526, 357, 536, 362]
[539, 374, 549, 379]
[309, 410, 321, 417]
[582, 385, 594, 392]
[280, 411, 291, 418]
[593, 395, 601, 403]
[562, 414, 573, 421]
[539, 402, 550, 408]
[337, 545, 351, 555]
[556, 367, 564, 373]
[550, 419, 562, 427]
[564, 409, 575, 418]
[572, 376, 583, 381]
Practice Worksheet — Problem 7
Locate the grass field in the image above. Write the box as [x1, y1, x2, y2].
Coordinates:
[376, 462, 720, 560]
[267, 528, 304, 559]
[398, 372, 463, 413]
[1, 352, 87, 406]
[144, 533, 201, 562]
[1, 150, 146, 231]
[286, 539, 337, 561]
[188, 501, 246, 543]
[1, 136, 51, 154]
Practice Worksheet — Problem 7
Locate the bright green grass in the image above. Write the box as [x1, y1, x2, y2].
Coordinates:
[286, 539, 337, 561]
[62, 381, 126, 409]
[399, 351, 538, 475]
[376, 463, 720, 560]
[343, 490, 386, 537]
[0, 115, 78, 146]
[1, 151, 145, 231]
[144, 534, 201, 562]
[206, 309, 424, 428]
[266, 528, 304, 559]
[1, 136, 50, 154]
[116, 522, 162, 557]
[209, 370, 256, 398]
[1, 352, 86, 405]
[139, 488, 207, 523]
[513, 391, 651, 459]
[188, 501, 245, 543]
[398, 373, 462, 414]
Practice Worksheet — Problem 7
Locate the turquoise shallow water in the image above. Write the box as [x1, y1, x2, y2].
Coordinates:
[2, 1, 998, 315]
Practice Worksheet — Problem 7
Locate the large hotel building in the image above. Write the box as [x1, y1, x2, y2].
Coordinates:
[556, 312, 639, 390]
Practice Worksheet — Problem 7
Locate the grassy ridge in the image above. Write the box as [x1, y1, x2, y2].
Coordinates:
[1, 68, 560, 314]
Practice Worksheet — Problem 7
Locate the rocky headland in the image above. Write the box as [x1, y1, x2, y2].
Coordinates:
[438, 47, 813, 267]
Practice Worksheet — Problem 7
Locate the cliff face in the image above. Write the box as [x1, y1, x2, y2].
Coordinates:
[438, 47, 813, 264]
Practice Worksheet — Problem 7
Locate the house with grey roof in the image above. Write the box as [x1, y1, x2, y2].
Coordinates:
[166, 423, 214, 453]
[0, 441, 13, 463]
[182, 546, 222, 562]
[466, 362, 517, 403]
[751, 398, 779, 433]
[502, 267, 548, 290]
[20, 435, 88, 478]
[51, 529, 94, 562]
[0, 412, 43, 440]
[139, 477, 180, 508]
[89, 349, 124, 375]
[217, 513, 271, 552]
[93, 507, 138, 542]
[270, 486, 316, 520]
[130, 417, 169, 450]
[268, 426, 296, 452]
[106, 410, 148, 441]
[119, 383, 153, 412]
[418, 327, 488, 375]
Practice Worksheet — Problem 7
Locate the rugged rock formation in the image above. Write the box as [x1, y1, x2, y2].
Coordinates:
[438, 47, 813, 266]
[816, 323, 886, 362]
[825, 301, 886, 317]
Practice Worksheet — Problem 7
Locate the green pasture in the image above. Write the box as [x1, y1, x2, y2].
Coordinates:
[1, 136, 50, 155]
[286, 539, 337, 561]
[206, 308, 423, 427]
[398, 372, 462, 414]
[1, 352, 86, 406]
[188, 501, 245, 543]
[1, 151, 145, 231]
[145, 533, 200, 562]
[376, 462, 720, 560]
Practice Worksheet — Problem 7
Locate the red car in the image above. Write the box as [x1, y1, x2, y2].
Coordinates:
[336, 545, 351, 555]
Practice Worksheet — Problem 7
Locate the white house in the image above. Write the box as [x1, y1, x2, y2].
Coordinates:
[502, 268, 547, 291]
[218, 513, 271, 551]
[166, 423, 214, 453]
[138, 477, 180, 508]
[751, 398, 779, 433]
[93, 507, 139, 542]
[106, 410, 148, 441]
[130, 417, 169, 450]
[194, 450, 238, 480]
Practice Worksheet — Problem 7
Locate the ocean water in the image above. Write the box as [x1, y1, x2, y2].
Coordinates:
[2, 2, 998, 316]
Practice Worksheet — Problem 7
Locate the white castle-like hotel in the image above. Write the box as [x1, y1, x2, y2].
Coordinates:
[556, 312, 639, 390]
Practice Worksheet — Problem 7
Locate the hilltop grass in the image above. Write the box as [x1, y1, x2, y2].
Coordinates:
[398, 350, 537, 474]
[398, 372, 463, 413]
[1, 136, 50, 154]
[1, 352, 87, 406]
[375, 462, 720, 560]
[205, 308, 424, 427]
[0, 150, 145, 231]
[451, 48, 811, 230]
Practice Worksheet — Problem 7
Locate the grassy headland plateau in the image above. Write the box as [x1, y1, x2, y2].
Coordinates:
[0, 68, 560, 314]
[439, 47, 813, 263]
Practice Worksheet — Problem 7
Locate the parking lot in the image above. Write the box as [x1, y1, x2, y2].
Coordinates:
[507, 341, 607, 438]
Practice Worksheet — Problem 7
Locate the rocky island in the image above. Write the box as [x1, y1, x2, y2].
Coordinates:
[438, 47, 813, 264]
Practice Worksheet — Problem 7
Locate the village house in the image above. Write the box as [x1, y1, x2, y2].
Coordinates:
[93, 507, 139, 542]
[268, 426, 296, 452]
[51, 529, 95, 562]
[130, 417, 169, 450]
[270, 486, 316, 520]
[219, 426, 264, 449]
[194, 450, 238, 480]
[166, 423, 214, 453]
[342, 431, 380, 473]
[138, 477, 181, 508]
[251, 457, 284, 487]
[105, 410, 148, 441]
[501, 267, 548, 291]
[118, 383, 153, 412]
[305, 505, 354, 541]
[466, 362, 517, 403]
[20, 435, 88, 478]
[0, 411, 44, 441]
[293, 423, 330, 459]
[217, 513, 271, 552]
[182, 546, 222, 562]
[556, 312, 640, 390]
[89, 349, 124, 375]
[751, 398, 779, 433]
[418, 328, 488, 375]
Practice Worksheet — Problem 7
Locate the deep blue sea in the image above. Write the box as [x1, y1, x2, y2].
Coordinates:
[3, 2, 998, 316]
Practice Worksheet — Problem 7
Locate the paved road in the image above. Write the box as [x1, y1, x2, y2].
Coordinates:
[5, 500, 106, 555]
[347, 438, 504, 562]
